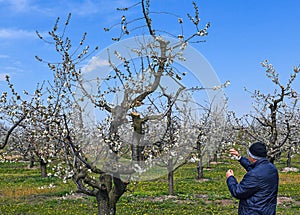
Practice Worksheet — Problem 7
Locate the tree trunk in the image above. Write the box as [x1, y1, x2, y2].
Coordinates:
[137, 145, 145, 161]
[207, 152, 211, 169]
[40, 160, 47, 178]
[94, 174, 127, 215]
[196, 140, 204, 179]
[287, 150, 292, 168]
[168, 159, 174, 196]
[96, 191, 111, 215]
[29, 154, 35, 168]
[197, 158, 204, 180]
[132, 132, 145, 162]
[131, 144, 138, 161]
[213, 152, 218, 163]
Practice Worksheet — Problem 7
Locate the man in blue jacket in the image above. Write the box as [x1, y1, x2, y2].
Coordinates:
[226, 142, 279, 215]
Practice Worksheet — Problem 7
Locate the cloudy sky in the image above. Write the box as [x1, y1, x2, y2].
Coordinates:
[1, 0, 299, 115]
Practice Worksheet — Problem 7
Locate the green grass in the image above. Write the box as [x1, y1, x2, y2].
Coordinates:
[0, 155, 300, 215]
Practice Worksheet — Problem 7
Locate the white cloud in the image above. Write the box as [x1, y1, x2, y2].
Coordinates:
[57, 0, 137, 16]
[10, 0, 31, 11]
[0, 55, 9, 59]
[83, 56, 110, 73]
[0, 28, 36, 39]
[1, 0, 32, 12]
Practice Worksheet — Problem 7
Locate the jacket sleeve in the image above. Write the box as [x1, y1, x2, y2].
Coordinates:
[239, 157, 252, 172]
[226, 171, 259, 199]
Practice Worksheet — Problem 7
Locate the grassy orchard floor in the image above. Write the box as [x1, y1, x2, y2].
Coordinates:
[0, 156, 299, 215]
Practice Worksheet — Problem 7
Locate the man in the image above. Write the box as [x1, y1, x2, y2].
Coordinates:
[226, 142, 279, 215]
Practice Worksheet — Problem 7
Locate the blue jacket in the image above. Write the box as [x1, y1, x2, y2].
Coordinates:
[227, 157, 279, 215]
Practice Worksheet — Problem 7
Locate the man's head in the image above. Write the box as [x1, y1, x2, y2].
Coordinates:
[247, 142, 267, 162]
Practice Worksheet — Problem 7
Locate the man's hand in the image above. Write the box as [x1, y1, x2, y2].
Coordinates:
[226, 169, 234, 179]
[229, 148, 240, 157]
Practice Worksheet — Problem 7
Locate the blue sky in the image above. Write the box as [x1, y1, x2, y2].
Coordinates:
[1, 0, 299, 116]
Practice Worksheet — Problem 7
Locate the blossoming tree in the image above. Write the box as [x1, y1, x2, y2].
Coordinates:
[0, 1, 227, 214]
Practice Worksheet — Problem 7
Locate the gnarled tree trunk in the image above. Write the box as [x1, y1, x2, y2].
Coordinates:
[96, 191, 110, 215]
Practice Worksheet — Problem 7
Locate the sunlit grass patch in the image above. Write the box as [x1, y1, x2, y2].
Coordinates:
[279, 172, 300, 184]
[1, 186, 57, 199]
[0, 199, 98, 215]
[279, 172, 300, 200]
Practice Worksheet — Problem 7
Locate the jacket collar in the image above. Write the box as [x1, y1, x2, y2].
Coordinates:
[250, 158, 269, 168]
